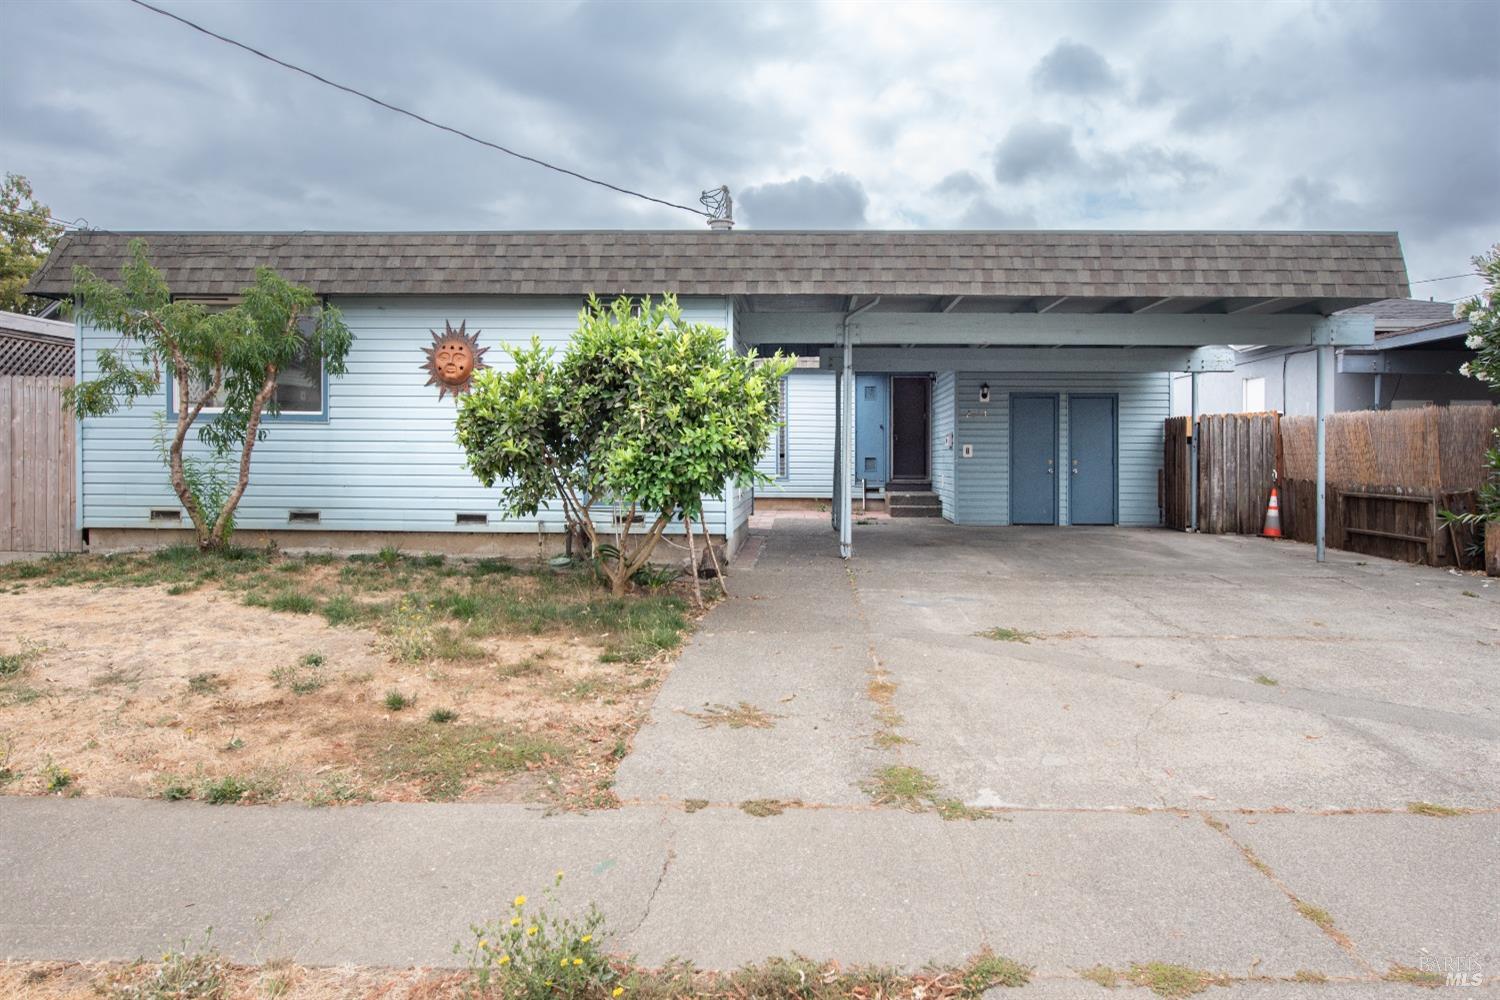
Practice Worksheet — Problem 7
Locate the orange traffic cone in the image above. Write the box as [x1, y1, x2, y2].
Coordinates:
[1263, 486, 1283, 538]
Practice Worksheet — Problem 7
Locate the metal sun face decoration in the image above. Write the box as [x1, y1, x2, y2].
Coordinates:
[421, 320, 489, 399]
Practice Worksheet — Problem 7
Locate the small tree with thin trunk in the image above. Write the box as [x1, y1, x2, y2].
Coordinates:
[456, 294, 791, 596]
[64, 239, 353, 551]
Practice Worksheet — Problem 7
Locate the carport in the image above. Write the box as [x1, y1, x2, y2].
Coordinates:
[731, 231, 1409, 560]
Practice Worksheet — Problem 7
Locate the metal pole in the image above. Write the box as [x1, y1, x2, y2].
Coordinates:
[839, 332, 854, 558]
[1315, 344, 1330, 562]
[831, 364, 842, 534]
[1189, 371, 1200, 532]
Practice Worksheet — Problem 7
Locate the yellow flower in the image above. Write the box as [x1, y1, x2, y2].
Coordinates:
[572, 958, 583, 967]
[479, 938, 488, 950]
[510, 917, 522, 927]
[613, 988, 625, 997]
[513, 895, 527, 907]
[560, 958, 570, 968]
[498, 955, 511, 966]
[556, 869, 565, 878]
[527, 925, 538, 937]
[581, 935, 592, 943]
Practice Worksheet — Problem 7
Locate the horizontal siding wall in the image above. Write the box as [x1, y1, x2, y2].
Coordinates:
[953, 372, 1168, 526]
[78, 295, 734, 535]
[756, 368, 835, 499]
[931, 372, 956, 520]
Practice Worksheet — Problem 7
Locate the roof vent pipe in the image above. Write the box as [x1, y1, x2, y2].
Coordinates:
[701, 186, 734, 231]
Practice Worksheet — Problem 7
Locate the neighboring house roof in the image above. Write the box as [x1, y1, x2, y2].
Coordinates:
[26, 230, 1409, 309]
[0, 310, 75, 377]
[1366, 317, 1472, 351]
[1339, 297, 1456, 332]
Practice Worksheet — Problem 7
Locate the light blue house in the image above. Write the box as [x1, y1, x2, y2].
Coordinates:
[29, 230, 1408, 561]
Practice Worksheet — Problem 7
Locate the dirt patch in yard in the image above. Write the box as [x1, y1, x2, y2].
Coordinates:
[0, 549, 699, 807]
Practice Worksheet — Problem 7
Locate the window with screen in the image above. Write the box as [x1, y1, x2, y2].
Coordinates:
[179, 313, 325, 416]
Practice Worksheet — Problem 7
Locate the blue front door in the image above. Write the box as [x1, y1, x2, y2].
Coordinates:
[855, 375, 889, 486]
[1009, 394, 1057, 525]
[1068, 394, 1118, 525]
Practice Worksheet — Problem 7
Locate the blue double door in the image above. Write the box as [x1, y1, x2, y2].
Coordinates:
[1009, 394, 1117, 525]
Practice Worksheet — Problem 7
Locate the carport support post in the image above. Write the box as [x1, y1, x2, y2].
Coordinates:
[1189, 371, 1200, 531]
[839, 334, 854, 558]
[831, 364, 842, 534]
[1315, 343, 1332, 562]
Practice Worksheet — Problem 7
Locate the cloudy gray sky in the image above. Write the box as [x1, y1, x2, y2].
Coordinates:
[2, 0, 1496, 300]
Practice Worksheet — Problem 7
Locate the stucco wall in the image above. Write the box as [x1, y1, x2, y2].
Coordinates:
[1169, 352, 1495, 416]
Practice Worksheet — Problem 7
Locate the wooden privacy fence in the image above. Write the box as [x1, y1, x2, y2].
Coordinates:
[1, 375, 81, 552]
[1160, 412, 1280, 534]
[1195, 412, 1280, 535]
[1162, 416, 1192, 531]
[1163, 404, 1500, 568]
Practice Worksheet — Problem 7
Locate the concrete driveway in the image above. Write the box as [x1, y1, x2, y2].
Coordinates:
[616, 514, 1500, 812]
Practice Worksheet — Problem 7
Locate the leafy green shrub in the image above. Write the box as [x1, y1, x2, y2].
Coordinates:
[457, 872, 618, 1000]
[428, 707, 458, 724]
[455, 294, 792, 596]
[384, 690, 411, 712]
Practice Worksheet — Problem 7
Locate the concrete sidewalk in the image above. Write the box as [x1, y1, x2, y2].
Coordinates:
[1, 797, 1496, 992]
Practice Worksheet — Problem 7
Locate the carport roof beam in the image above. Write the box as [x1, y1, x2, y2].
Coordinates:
[818, 346, 1236, 373]
[745, 313, 1375, 349]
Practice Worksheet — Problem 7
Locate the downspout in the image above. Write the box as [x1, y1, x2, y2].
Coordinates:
[839, 296, 881, 559]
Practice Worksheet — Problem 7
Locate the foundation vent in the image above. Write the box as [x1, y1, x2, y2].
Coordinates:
[456, 513, 488, 526]
[288, 510, 321, 524]
[149, 508, 182, 522]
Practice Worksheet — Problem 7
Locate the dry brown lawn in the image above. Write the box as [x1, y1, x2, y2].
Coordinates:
[0, 547, 700, 808]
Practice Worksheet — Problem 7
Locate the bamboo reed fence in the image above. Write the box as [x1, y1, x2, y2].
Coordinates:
[1281, 405, 1500, 490]
[1165, 404, 1499, 568]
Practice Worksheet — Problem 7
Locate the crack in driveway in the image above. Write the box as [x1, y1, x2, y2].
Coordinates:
[1134, 690, 1178, 807]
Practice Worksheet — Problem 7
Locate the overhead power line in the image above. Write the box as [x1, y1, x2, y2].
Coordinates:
[1409, 272, 1476, 284]
[123, 0, 710, 220]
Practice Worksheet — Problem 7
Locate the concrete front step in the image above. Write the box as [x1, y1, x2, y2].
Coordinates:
[887, 491, 942, 517]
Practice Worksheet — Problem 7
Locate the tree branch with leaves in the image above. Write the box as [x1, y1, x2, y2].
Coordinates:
[0, 173, 64, 315]
[456, 294, 793, 596]
[64, 239, 353, 550]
